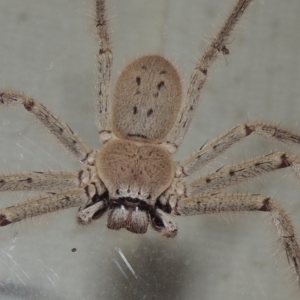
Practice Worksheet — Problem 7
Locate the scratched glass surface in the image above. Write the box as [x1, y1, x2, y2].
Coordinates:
[0, 1, 300, 299]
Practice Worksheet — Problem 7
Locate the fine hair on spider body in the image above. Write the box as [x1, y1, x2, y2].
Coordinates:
[1, 0, 300, 294]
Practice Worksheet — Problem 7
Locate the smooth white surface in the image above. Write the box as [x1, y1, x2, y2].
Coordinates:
[0, 0, 300, 299]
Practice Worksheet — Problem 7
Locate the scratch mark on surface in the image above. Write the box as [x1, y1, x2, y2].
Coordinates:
[0, 281, 8, 292]
[112, 258, 129, 281]
[2, 250, 29, 279]
[0, 258, 14, 272]
[39, 259, 58, 277]
[117, 248, 137, 278]
[14, 273, 26, 286]
[50, 268, 59, 279]
[47, 276, 55, 287]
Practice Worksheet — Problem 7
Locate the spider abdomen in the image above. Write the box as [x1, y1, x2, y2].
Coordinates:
[112, 55, 182, 143]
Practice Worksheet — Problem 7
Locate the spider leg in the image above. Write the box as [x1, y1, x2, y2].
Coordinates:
[177, 122, 300, 177]
[0, 171, 80, 191]
[95, 0, 113, 143]
[186, 152, 300, 196]
[151, 207, 178, 238]
[0, 92, 91, 161]
[173, 193, 300, 286]
[77, 200, 108, 225]
[0, 168, 107, 226]
[164, 0, 253, 152]
[0, 188, 89, 226]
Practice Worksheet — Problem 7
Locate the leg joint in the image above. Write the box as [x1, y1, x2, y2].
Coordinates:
[258, 197, 271, 212]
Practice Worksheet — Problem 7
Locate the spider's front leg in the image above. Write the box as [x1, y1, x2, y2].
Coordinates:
[158, 150, 300, 237]
[0, 168, 107, 226]
[0, 188, 89, 226]
[171, 193, 300, 287]
[0, 171, 79, 191]
[0, 183, 108, 226]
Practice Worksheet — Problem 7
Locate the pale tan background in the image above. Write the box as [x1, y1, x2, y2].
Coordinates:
[0, 0, 300, 299]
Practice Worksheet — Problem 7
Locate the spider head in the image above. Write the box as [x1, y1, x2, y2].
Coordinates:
[96, 138, 176, 235]
[107, 197, 178, 237]
[112, 55, 182, 143]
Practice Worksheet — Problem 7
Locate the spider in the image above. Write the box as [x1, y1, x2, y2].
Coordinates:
[1, 0, 300, 292]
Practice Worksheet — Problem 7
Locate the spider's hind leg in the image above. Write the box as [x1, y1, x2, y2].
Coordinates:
[95, 0, 113, 144]
[0, 92, 91, 161]
[164, 0, 253, 152]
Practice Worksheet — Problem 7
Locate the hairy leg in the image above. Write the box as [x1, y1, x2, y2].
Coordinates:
[0, 171, 80, 191]
[177, 122, 300, 177]
[186, 152, 300, 196]
[0, 188, 89, 226]
[173, 193, 300, 286]
[165, 0, 253, 152]
[0, 92, 91, 161]
[95, 0, 113, 143]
